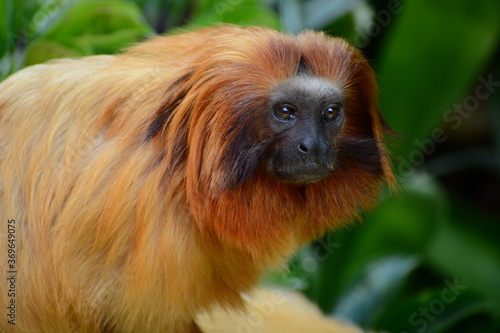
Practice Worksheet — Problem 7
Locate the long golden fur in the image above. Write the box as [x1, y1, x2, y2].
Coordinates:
[0, 25, 393, 332]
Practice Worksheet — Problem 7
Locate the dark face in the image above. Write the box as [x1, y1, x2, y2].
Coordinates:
[264, 74, 345, 185]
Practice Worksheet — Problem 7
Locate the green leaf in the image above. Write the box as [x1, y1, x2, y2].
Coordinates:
[0, 0, 9, 56]
[24, 0, 153, 65]
[70, 28, 150, 54]
[377, 0, 500, 163]
[332, 255, 420, 326]
[45, 0, 151, 38]
[190, 0, 280, 29]
[303, 174, 450, 312]
[426, 214, 500, 312]
[378, 288, 491, 333]
[24, 39, 81, 66]
[0, 49, 24, 81]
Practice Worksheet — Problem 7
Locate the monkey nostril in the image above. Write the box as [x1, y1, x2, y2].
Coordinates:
[298, 144, 309, 153]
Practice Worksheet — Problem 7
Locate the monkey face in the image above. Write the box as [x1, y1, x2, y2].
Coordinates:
[264, 74, 344, 185]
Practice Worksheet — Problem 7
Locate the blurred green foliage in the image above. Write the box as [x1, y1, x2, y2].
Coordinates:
[1, 0, 499, 332]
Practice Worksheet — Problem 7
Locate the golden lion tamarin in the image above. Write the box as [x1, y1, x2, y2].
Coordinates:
[0, 25, 393, 332]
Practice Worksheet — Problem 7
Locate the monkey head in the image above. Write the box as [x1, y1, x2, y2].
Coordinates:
[138, 26, 394, 259]
[263, 72, 344, 185]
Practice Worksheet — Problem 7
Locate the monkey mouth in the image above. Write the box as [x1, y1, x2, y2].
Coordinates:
[267, 160, 334, 185]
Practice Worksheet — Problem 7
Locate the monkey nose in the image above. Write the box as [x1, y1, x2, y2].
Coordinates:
[297, 136, 315, 154]
[298, 143, 309, 153]
[297, 138, 328, 155]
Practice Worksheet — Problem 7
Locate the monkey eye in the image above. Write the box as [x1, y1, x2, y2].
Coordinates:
[322, 105, 341, 121]
[273, 104, 297, 121]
